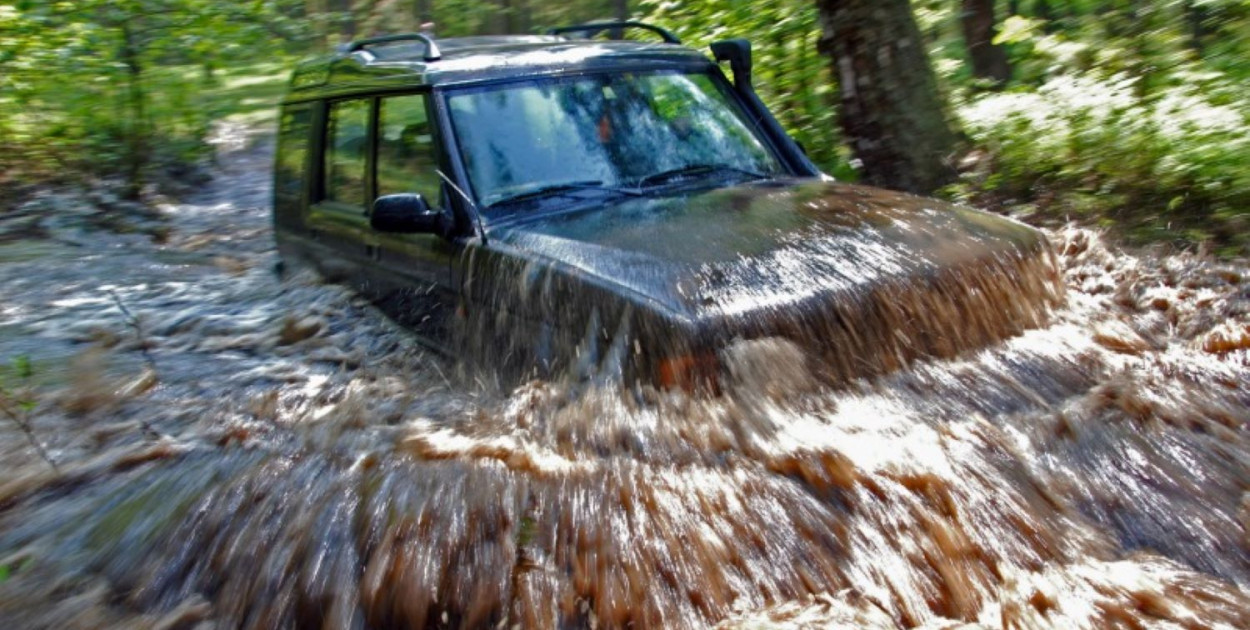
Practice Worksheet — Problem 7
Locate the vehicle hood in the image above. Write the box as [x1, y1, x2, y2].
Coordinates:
[488, 179, 1048, 319]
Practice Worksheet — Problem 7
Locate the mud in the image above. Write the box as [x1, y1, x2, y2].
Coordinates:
[0, 124, 1246, 629]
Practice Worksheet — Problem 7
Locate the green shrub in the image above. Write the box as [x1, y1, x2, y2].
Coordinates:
[949, 70, 1250, 253]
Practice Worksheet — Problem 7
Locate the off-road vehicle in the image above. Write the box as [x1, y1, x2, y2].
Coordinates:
[273, 22, 1060, 388]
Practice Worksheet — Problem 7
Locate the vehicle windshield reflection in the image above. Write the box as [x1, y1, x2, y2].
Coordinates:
[446, 70, 785, 214]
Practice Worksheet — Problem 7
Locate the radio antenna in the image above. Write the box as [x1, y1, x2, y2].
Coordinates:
[437, 169, 487, 246]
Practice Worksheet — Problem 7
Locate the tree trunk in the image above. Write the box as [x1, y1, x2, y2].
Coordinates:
[306, 0, 329, 50]
[332, 0, 357, 41]
[615, 0, 629, 20]
[1184, 0, 1206, 55]
[1034, 0, 1058, 33]
[814, 0, 958, 194]
[119, 22, 148, 201]
[491, 0, 511, 34]
[513, 0, 529, 33]
[415, 0, 434, 31]
[961, 0, 1011, 84]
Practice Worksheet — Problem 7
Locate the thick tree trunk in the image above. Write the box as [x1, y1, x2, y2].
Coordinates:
[814, 0, 957, 194]
[615, 0, 629, 20]
[961, 0, 1011, 83]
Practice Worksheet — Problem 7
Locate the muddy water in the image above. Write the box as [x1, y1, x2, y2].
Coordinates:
[0, 125, 1248, 629]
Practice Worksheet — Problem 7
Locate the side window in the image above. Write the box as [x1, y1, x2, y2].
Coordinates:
[276, 105, 311, 198]
[377, 94, 441, 202]
[325, 98, 371, 205]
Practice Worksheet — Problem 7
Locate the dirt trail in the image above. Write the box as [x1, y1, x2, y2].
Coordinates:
[0, 126, 1247, 629]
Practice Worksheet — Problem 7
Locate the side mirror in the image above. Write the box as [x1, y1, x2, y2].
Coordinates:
[371, 193, 445, 234]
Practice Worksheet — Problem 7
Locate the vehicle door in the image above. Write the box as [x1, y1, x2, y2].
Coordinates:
[307, 96, 376, 284]
[370, 92, 460, 347]
[273, 104, 313, 238]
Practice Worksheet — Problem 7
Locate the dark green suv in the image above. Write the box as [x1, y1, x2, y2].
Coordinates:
[274, 22, 1060, 389]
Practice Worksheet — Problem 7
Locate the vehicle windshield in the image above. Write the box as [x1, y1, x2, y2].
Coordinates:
[445, 70, 785, 211]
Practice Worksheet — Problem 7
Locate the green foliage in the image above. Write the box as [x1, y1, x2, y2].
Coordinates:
[949, 69, 1249, 251]
[12, 354, 33, 379]
[932, 1, 1250, 254]
[1, 353, 56, 470]
[1, 0, 1247, 252]
[0, 1, 304, 203]
[336, 0, 634, 41]
[1, 354, 38, 415]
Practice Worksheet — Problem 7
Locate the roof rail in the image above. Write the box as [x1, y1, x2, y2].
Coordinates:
[546, 21, 681, 45]
[340, 33, 441, 61]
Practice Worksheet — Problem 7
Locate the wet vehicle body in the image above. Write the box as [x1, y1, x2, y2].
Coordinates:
[273, 23, 1062, 387]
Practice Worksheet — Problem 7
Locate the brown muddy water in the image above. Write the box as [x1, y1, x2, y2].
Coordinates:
[0, 125, 1248, 629]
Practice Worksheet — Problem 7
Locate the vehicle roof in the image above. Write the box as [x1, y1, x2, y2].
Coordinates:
[285, 35, 716, 101]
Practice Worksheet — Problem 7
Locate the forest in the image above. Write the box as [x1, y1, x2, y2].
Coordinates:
[3, 3, 1250, 627]
[1, 0, 1247, 254]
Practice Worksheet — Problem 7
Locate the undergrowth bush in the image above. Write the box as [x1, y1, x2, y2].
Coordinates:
[948, 70, 1250, 254]
[0, 3, 301, 211]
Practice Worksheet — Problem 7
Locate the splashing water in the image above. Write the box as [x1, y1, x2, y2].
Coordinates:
[0, 126, 1247, 629]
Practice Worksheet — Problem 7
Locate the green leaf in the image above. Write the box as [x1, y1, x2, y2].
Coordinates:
[12, 355, 33, 379]
[994, 16, 1042, 46]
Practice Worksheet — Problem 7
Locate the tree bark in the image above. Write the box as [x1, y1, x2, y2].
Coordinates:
[325, 0, 355, 41]
[306, 0, 327, 50]
[513, 0, 529, 33]
[119, 21, 148, 201]
[415, 0, 434, 27]
[615, 0, 629, 21]
[814, 0, 958, 194]
[1184, 0, 1206, 55]
[961, 0, 1011, 83]
[1034, 0, 1058, 33]
[491, 0, 512, 34]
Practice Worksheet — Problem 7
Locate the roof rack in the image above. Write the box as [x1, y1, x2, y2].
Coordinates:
[339, 33, 441, 61]
[546, 21, 681, 45]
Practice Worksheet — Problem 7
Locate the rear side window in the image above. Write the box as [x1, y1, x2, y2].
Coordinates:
[276, 105, 311, 198]
[377, 94, 441, 202]
[325, 98, 371, 205]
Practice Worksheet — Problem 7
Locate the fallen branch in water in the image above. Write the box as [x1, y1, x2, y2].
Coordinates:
[109, 291, 161, 439]
[0, 356, 59, 473]
[109, 290, 157, 372]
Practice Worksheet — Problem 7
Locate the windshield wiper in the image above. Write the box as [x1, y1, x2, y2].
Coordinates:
[486, 180, 642, 209]
[634, 163, 770, 189]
